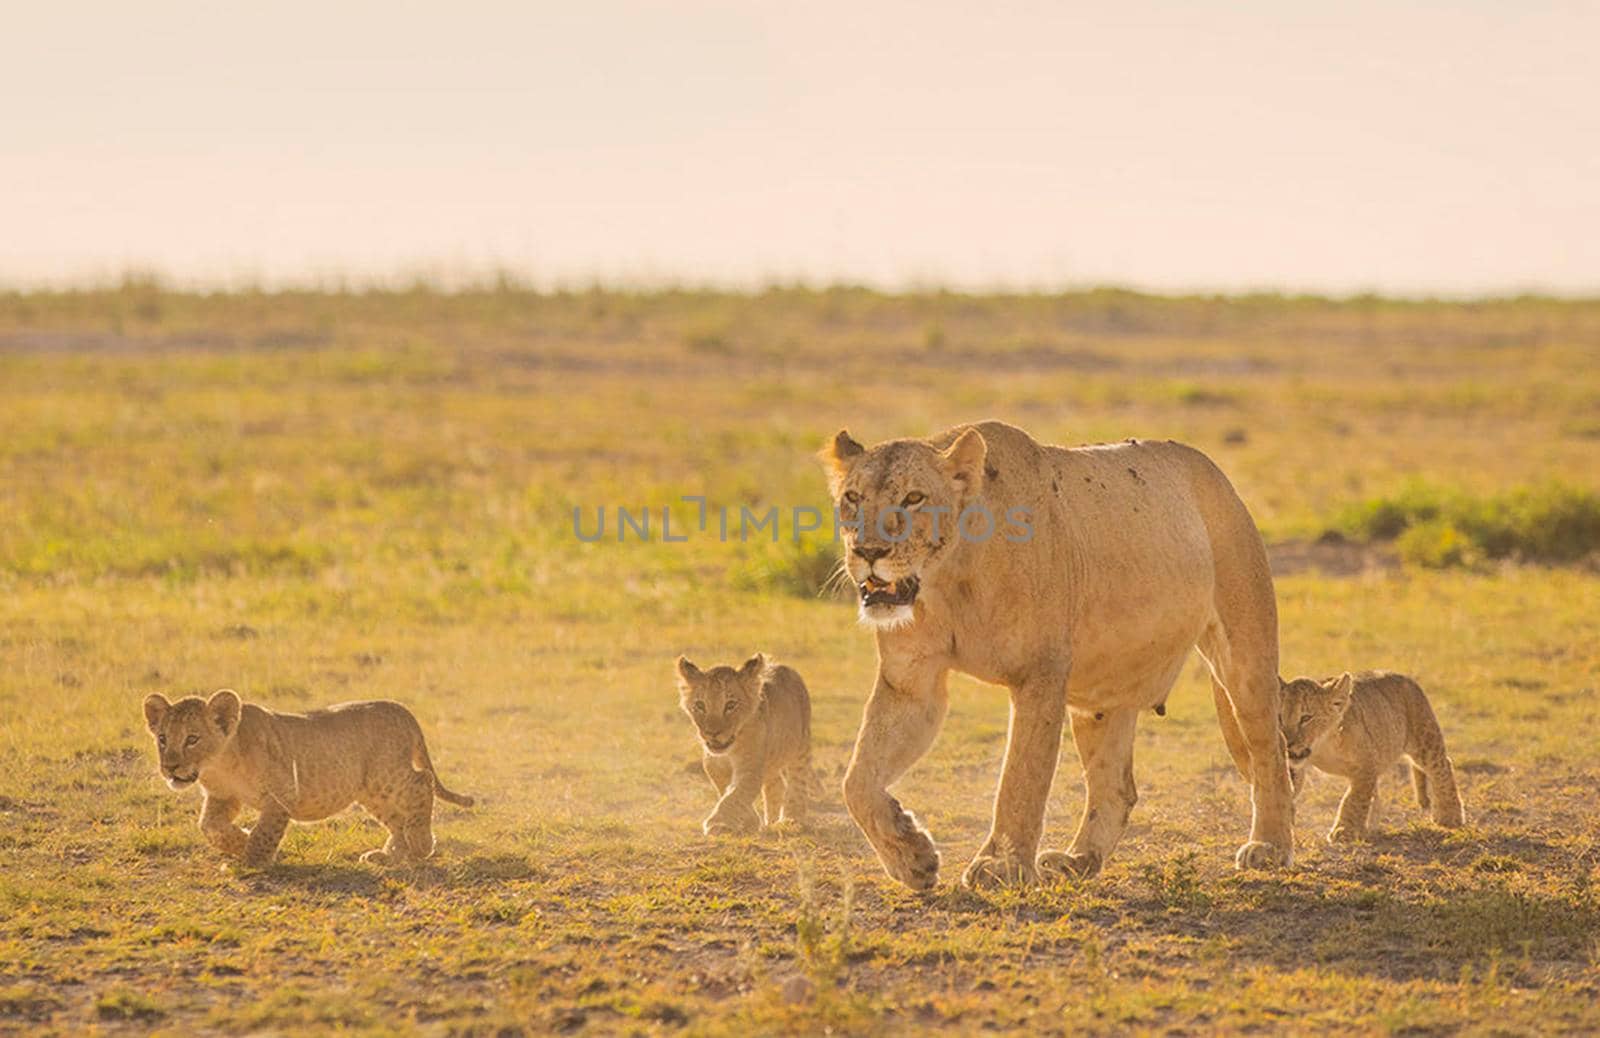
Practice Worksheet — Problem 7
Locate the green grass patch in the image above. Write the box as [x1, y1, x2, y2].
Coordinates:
[1330, 481, 1600, 567]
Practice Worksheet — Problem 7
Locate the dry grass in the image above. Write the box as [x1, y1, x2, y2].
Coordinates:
[1, 286, 1598, 1034]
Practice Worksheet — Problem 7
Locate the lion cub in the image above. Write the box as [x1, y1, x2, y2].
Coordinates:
[1279, 671, 1464, 842]
[675, 653, 819, 834]
[143, 689, 474, 868]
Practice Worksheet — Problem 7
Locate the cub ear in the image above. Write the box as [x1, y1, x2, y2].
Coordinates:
[739, 653, 772, 692]
[1328, 672, 1355, 704]
[940, 427, 987, 496]
[819, 429, 865, 495]
[143, 694, 171, 733]
[675, 655, 702, 686]
[207, 689, 242, 736]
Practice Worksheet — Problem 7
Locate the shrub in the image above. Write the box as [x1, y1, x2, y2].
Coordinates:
[729, 531, 846, 599]
[1331, 481, 1600, 567]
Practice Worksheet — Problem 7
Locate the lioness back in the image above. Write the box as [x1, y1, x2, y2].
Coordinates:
[1280, 670, 1464, 842]
[144, 689, 473, 867]
[675, 653, 820, 834]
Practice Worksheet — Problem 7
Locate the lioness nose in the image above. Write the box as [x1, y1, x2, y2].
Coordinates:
[853, 544, 889, 563]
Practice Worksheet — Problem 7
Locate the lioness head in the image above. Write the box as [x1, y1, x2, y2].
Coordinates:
[142, 690, 242, 790]
[676, 654, 769, 754]
[818, 427, 987, 630]
[1278, 673, 1354, 764]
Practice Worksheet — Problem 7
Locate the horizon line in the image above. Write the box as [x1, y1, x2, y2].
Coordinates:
[3, 266, 1598, 305]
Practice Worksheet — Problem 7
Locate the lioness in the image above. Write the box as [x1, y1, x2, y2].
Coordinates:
[143, 689, 474, 868]
[675, 654, 819, 834]
[1280, 671, 1464, 842]
[819, 420, 1292, 890]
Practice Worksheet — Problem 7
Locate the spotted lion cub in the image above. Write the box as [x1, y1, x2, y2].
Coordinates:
[675, 654, 820, 834]
[1279, 671, 1464, 843]
[143, 689, 474, 868]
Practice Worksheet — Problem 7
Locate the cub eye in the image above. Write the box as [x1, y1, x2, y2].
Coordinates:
[843, 491, 860, 504]
[902, 491, 925, 508]
[1300, 714, 1312, 726]
[157, 735, 166, 748]
[693, 701, 706, 714]
[724, 699, 738, 715]
[184, 734, 200, 747]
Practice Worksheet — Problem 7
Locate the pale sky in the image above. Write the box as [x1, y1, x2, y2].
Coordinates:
[3, 1, 1596, 293]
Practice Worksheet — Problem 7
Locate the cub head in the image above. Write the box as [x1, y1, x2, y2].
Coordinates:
[675, 654, 769, 754]
[142, 689, 242, 790]
[1278, 672, 1354, 764]
[818, 426, 987, 630]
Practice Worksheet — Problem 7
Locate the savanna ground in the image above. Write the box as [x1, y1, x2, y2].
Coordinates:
[2, 285, 1599, 1035]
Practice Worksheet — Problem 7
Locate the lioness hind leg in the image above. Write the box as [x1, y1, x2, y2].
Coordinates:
[1036, 706, 1137, 885]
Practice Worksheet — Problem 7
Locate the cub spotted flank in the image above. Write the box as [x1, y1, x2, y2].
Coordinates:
[675, 653, 822, 835]
[143, 689, 474, 868]
[1279, 671, 1465, 843]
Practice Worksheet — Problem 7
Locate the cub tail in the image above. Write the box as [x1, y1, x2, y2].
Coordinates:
[411, 733, 476, 808]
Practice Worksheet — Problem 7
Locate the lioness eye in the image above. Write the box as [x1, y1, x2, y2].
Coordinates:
[902, 491, 925, 507]
[843, 491, 860, 504]
[693, 701, 705, 714]
[184, 734, 200, 747]
[157, 735, 166, 747]
[1300, 714, 1312, 725]
[724, 700, 738, 714]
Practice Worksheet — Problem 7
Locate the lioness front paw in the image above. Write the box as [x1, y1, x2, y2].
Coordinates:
[1234, 840, 1291, 870]
[880, 809, 940, 891]
[960, 853, 1037, 891]
[1037, 849, 1102, 882]
[1326, 825, 1365, 844]
[360, 849, 396, 866]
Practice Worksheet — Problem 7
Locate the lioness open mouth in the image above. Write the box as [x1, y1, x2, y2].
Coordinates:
[859, 575, 920, 608]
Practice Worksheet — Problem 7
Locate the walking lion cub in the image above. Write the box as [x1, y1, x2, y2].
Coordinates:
[1279, 671, 1464, 842]
[675, 653, 820, 834]
[143, 689, 474, 868]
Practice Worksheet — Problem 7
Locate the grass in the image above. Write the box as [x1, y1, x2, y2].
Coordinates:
[1, 286, 1598, 1033]
[1332, 481, 1600, 568]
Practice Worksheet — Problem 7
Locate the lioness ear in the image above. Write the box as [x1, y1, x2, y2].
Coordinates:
[940, 427, 987, 495]
[675, 655, 702, 686]
[207, 689, 242, 737]
[143, 694, 171, 733]
[818, 429, 865, 495]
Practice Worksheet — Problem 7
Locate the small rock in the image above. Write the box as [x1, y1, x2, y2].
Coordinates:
[780, 974, 815, 1005]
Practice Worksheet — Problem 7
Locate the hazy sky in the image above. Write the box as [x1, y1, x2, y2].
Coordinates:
[4, 1, 1596, 293]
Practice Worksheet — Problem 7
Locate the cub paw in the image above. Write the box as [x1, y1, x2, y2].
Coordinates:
[1234, 840, 1291, 870]
[1037, 849, 1102, 883]
[961, 853, 1037, 891]
[360, 849, 395, 866]
[703, 805, 761, 836]
[1326, 826, 1366, 844]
